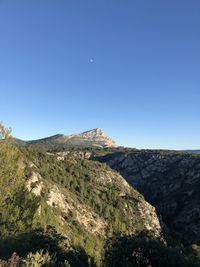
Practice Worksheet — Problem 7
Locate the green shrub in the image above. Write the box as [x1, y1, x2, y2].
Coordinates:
[23, 250, 56, 267]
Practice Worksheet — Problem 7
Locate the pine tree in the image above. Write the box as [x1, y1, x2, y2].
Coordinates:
[0, 123, 23, 207]
[0, 123, 38, 238]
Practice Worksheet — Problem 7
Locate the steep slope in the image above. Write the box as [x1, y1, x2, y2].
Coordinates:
[96, 150, 200, 244]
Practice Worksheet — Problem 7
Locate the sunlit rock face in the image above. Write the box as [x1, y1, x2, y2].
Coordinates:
[72, 128, 118, 148]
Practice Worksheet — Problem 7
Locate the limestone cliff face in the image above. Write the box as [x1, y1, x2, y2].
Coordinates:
[97, 151, 200, 244]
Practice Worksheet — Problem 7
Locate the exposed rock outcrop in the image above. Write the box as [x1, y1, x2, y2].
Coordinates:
[26, 171, 107, 236]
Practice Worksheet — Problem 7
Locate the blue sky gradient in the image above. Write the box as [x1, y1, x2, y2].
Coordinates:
[0, 0, 200, 149]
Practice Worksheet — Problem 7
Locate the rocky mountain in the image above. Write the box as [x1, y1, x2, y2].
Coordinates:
[15, 128, 117, 148]
[96, 150, 200, 244]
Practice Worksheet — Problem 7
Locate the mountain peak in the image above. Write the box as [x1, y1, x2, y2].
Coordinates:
[90, 127, 104, 133]
[74, 128, 117, 147]
[18, 128, 118, 148]
[82, 128, 105, 136]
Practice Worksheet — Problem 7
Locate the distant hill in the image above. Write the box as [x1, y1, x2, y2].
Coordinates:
[14, 128, 118, 148]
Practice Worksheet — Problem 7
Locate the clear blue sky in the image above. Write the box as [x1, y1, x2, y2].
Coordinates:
[0, 0, 200, 149]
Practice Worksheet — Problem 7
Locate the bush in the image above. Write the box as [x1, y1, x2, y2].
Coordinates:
[23, 250, 56, 267]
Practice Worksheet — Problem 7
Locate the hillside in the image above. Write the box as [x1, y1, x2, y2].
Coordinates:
[23, 148, 163, 264]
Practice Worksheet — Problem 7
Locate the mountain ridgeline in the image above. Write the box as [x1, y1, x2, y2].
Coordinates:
[15, 128, 117, 149]
[1, 125, 200, 266]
